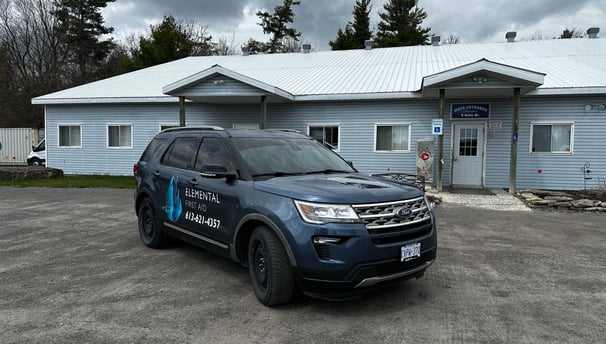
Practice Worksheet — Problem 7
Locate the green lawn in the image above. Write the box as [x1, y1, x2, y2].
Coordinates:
[0, 175, 135, 189]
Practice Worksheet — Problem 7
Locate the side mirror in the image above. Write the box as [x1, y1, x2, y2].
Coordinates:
[200, 164, 237, 180]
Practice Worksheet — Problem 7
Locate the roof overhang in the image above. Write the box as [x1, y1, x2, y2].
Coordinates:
[162, 64, 294, 104]
[421, 59, 546, 98]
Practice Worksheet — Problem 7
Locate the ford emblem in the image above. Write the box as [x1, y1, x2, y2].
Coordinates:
[395, 207, 412, 218]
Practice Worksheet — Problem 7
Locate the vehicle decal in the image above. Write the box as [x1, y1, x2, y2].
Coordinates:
[183, 187, 222, 230]
[166, 176, 183, 222]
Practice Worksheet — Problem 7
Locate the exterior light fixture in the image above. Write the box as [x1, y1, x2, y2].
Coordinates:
[472, 76, 488, 85]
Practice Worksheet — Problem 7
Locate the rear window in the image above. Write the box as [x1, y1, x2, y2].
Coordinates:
[139, 138, 164, 162]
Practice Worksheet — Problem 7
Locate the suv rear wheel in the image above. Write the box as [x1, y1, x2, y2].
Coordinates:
[138, 198, 167, 248]
[248, 226, 294, 306]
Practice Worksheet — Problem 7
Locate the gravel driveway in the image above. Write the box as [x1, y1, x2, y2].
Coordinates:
[1, 187, 604, 343]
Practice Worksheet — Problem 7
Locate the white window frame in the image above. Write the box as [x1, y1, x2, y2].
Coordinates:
[107, 123, 133, 149]
[159, 123, 180, 132]
[307, 123, 341, 151]
[529, 121, 574, 155]
[233, 123, 260, 129]
[374, 123, 412, 153]
[57, 123, 82, 148]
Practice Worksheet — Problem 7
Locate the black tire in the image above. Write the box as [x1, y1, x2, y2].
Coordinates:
[248, 226, 294, 306]
[138, 198, 167, 248]
[30, 158, 42, 166]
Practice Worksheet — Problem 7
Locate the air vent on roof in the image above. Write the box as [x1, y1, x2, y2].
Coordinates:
[587, 27, 600, 39]
[431, 36, 440, 46]
[506, 31, 516, 42]
[242, 46, 250, 56]
[302, 43, 311, 53]
[364, 40, 373, 50]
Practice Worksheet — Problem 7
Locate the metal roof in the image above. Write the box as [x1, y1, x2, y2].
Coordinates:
[32, 38, 606, 105]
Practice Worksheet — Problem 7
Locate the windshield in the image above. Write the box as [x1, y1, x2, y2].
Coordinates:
[232, 137, 355, 176]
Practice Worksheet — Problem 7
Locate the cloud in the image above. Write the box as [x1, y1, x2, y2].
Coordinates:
[102, 0, 606, 50]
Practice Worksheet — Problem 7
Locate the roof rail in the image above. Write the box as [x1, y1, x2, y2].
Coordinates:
[264, 129, 300, 134]
[162, 126, 224, 133]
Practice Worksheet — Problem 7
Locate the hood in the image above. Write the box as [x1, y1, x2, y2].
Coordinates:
[253, 173, 423, 204]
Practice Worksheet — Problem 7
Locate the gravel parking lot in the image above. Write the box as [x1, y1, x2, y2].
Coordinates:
[1, 187, 604, 343]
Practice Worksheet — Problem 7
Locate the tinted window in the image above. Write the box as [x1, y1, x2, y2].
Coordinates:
[140, 138, 164, 162]
[161, 137, 200, 170]
[194, 137, 230, 171]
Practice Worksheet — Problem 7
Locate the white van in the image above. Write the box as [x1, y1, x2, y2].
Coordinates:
[27, 138, 45, 166]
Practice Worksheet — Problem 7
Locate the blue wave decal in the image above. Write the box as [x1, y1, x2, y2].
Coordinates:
[166, 176, 183, 222]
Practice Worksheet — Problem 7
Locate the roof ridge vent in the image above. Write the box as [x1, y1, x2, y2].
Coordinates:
[431, 36, 440, 46]
[241, 46, 250, 56]
[302, 43, 311, 53]
[506, 31, 517, 42]
[364, 40, 373, 50]
[587, 27, 600, 39]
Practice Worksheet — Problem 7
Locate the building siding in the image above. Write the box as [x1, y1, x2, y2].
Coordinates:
[44, 95, 606, 191]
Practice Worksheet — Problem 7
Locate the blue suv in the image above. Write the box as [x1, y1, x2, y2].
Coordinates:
[134, 127, 437, 305]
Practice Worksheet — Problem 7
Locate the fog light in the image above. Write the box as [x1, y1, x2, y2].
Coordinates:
[313, 237, 341, 245]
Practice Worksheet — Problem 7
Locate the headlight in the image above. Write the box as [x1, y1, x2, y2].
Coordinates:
[294, 200, 359, 224]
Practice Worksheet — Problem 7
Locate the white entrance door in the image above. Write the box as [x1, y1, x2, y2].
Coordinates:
[452, 124, 484, 186]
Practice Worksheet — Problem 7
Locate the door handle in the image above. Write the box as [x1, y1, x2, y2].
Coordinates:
[189, 178, 199, 186]
[153, 170, 161, 176]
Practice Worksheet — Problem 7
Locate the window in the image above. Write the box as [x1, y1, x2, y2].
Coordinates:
[160, 124, 179, 132]
[58, 125, 81, 148]
[531, 122, 573, 154]
[375, 124, 410, 152]
[108, 124, 132, 148]
[308, 124, 339, 150]
[194, 137, 230, 171]
[459, 128, 479, 156]
[161, 137, 200, 170]
[139, 138, 165, 162]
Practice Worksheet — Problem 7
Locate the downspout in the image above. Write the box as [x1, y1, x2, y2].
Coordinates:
[437, 89, 445, 192]
[509, 88, 520, 194]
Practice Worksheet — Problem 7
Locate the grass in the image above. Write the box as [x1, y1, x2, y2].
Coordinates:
[0, 175, 135, 189]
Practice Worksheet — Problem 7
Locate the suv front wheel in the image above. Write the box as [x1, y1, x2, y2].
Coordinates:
[138, 198, 167, 248]
[248, 226, 294, 306]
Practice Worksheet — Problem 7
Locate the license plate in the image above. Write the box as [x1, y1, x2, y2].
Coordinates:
[401, 243, 421, 261]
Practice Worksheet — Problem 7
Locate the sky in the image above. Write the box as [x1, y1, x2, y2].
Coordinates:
[101, 0, 606, 51]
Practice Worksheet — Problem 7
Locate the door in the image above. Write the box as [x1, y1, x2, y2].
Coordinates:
[452, 123, 484, 186]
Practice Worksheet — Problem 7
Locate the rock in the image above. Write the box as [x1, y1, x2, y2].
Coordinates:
[544, 196, 574, 202]
[571, 199, 599, 208]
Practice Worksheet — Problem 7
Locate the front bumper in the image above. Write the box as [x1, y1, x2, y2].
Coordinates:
[293, 246, 436, 300]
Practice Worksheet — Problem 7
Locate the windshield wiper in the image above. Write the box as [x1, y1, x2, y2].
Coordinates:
[252, 171, 305, 179]
[304, 169, 351, 175]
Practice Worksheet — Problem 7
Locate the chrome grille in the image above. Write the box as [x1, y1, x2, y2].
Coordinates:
[352, 197, 432, 245]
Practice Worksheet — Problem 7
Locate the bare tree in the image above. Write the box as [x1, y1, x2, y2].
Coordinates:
[442, 34, 460, 44]
[214, 33, 238, 55]
[0, 0, 66, 127]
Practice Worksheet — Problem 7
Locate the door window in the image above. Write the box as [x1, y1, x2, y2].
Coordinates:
[458, 128, 478, 156]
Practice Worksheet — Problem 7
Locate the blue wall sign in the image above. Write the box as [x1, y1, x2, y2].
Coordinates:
[451, 103, 490, 119]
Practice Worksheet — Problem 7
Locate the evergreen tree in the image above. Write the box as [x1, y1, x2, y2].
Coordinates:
[249, 0, 302, 54]
[329, 0, 372, 50]
[125, 16, 214, 71]
[375, 0, 431, 47]
[560, 28, 583, 39]
[52, 0, 116, 85]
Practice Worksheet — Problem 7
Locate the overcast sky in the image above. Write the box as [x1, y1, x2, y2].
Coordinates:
[102, 0, 606, 51]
